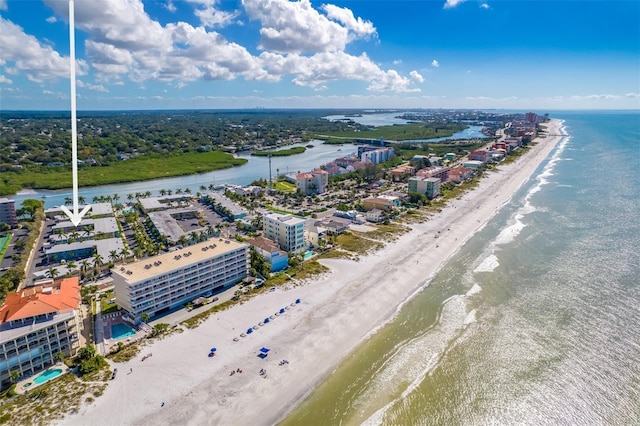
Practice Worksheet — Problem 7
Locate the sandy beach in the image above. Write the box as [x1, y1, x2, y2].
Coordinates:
[60, 120, 564, 426]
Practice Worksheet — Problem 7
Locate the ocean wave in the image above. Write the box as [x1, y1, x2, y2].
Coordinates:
[466, 283, 482, 296]
[474, 255, 499, 273]
[358, 295, 470, 425]
[494, 129, 570, 247]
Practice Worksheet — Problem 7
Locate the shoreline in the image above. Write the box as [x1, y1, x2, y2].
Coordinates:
[59, 120, 565, 426]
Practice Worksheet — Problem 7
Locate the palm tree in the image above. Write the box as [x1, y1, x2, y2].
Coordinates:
[189, 232, 199, 244]
[66, 260, 77, 274]
[159, 189, 167, 196]
[208, 183, 215, 191]
[47, 267, 59, 279]
[199, 185, 207, 192]
[80, 259, 90, 279]
[176, 188, 183, 194]
[178, 235, 188, 247]
[113, 193, 120, 204]
[92, 253, 104, 275]
[92, 196, 100, 203]
[127, 193, 134, 202]
[119, 247, 131, 263]
[83, 225, 92, 238]
[144, 191, 152, 198]
[184, 187, 192, 194]
[64, 197, 73, 206]
[109, 250, 119, 264]
[167, 189, 173, 195]
[133, 246, 144, 260]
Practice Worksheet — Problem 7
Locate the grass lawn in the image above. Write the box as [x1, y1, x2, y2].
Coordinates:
[0, 233, 12, 262]
[275, 181, 296, 192]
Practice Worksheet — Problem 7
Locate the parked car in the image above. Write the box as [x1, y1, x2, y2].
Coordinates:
[111, 368, 118, 380]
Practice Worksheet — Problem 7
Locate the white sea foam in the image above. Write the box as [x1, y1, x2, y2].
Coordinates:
[359, 295, 470, 425]
[494, 217, 526, 245]
[494, 130, 570, 247]
[464, 309, 477, 325]
[466, 283, 482, 296]
[474, 254, 500, 273]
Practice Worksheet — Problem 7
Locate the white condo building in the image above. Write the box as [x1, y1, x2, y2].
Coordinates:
[111, 238, 249, 322]
[263, 213, 307, 254]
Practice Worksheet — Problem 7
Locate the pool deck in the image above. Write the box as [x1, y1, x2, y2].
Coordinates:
[15, 363, 70, 395]
[99, 311, 148, 354]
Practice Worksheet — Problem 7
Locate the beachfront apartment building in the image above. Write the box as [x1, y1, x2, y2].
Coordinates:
[0, 198, 18, 229]
[247, 236, 289, 272]
[408, 177, 441, 199]
[111, 238, 249, 322]
[362, 196, 402, 212]
[263, 213, 307, 254]
[0, 277, 82, 390]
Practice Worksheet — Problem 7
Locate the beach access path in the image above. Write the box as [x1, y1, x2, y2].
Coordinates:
[59, 120, 564, 426]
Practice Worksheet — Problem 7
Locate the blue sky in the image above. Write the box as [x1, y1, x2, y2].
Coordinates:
[0, 0, 638, 110]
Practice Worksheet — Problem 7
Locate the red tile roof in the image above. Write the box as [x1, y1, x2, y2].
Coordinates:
[0, 277, 81, 324]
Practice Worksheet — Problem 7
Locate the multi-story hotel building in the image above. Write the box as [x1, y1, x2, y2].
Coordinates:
[408, 176, 441, 199]
[0, 198, 18, 229]
[263, 213, 307, 254]
[111, 238, 249, 322]
[0, 277, 82, 390]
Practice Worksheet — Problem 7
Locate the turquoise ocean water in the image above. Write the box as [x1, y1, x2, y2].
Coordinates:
[282, 112, 640, 425]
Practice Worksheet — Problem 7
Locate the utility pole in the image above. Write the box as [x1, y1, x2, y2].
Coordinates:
[268, 153, 272, 188]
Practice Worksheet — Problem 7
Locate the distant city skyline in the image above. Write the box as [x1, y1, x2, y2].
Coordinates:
[0, 0, 638, 110]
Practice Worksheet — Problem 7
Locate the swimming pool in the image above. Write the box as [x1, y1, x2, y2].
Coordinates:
[111, 323, 136, 339]
[33, 368, 63, 385]
[303, 251, 316, 260]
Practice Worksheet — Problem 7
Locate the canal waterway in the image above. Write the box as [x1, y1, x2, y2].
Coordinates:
[323, 112, 488, 142]
[11, 140, 358, 209]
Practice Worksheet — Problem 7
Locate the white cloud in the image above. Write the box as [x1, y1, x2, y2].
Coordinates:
[393, 59, 402, 65]
[410, 70, 424, 83]
[0, 75, 12, 84]
[431, 59, 440, 67]
[164, 0, 177, 13]
[46, 16, 57, 23]
[259, 50, 418, 92]
[22, 0, 417, 95]
[480, 3, 490, 9]
[77, 80, 109, 92]
[243, 0, 351, 53]
[0, 0, 7, 11]
[0, 17, 84, 82]
[321, 4, 377, 40]
[444, 0, 467, 9]
[186, 0, 239, 28]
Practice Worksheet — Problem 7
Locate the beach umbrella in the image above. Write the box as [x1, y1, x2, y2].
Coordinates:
[295, 298, 301, 304]
[279, 308, 285, 314]
[210, 347, 217, 352]
[247, 328, 253, 334]
[264, 318, 270, 323]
